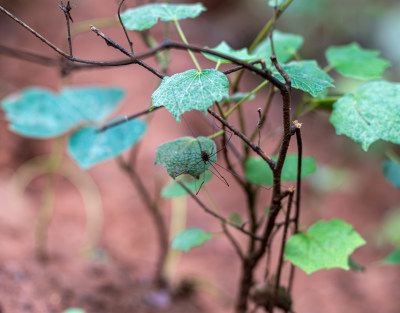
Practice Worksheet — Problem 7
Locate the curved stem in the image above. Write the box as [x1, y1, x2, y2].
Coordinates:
[174, 20, 202, 72]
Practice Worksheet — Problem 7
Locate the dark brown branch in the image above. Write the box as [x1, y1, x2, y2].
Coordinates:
[288, 123, 302, 293]
[222, 222, 245, 260]
[117, 0, 134, 56]
[274, 187, 294, 311]
[0, 45, 61, 66]
[177, 181, 262, 241]
[58, 1, 73, 57]
[0, 5, 70, 58]
[222, 59, 265, 75]
[90, 25, 165, 79]
[207, 109, 275, 170]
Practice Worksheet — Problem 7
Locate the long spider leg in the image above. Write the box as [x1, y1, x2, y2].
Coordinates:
[196, 162, 207, 195]
[212, 162, 272, 191]
[208, 162, 229, 186]
[208, 128, 233, 158]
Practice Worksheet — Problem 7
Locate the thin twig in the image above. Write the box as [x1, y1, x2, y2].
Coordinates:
[222, 222, 245, 260]
[288, 123, 302, 293]
[176, 181, 262, 241]
[97, 106, 163, 133]
[117, 0, 134, 56]
[90, 25, 165, 79]
[58, 1, 73, 57]
[207, 109, 275, 170]
[274, 188, 294, 311]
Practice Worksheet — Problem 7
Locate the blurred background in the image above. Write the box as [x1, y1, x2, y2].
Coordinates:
[0, 0, 399, 313]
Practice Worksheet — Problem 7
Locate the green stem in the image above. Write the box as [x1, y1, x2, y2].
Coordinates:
[163, 196, 187, 286]
[35, 137, 64, 260]
[215, 60, 221, 71]
[174, 20, 202, 72]
[323, 64, 334, 72]
[249, 0, 293, 53]
[208, 130, 224, 139]
[225, 80, 269, 117]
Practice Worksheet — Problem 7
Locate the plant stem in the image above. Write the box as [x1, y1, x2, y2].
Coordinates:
[35, 137, 64, 260]
[225, 80, 269, 118]
[174, 20, 202, 72]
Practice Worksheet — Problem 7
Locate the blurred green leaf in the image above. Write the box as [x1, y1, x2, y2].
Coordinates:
[273, 60, 334, 97]
[203, 41, 257, 63]
[376, 207, 400, 247]
[229, 212, 243, 226]
[382, 249, 400, 264]
[68, 118, 146, 169]
[310, 165, 352, 191]
[326, 42, 390, 80]
[285, 219, 366, 274]
[63, 309, 86, 313]
[268, 0, 285, 6]
[330, 80, 400, 151]
[1, 87, 124, 138]
[172, 227, 212, 252]
[155, 136, 216, 179]
[253, 30, 303, 66]
[152, 69, 229, 122]
[161, 171, 213, 198]
[382, 159, 400, 189]
[120, 3, 206, 31]
[245, 155, 316, 186]
[222, 92, 255, 103]
[245, 157, 274, 186]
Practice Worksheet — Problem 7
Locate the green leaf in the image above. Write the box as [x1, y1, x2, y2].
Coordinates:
[326, 43, 390, 80]
[229, 212, 242, 226]
[253, 30, 303, 66]
[330, 80, 400, 151]
[382, 249, 400, 264]
[68, 118, 146, 169]
[63, 309, 86, 313]
[268, 0, 285, 6]
[273, 60, 334, 97]
[155, 136, 216, 179]
[161, 171, 213, 198]
[172, 227, 212, 252]
[281, 154, 317, 181]
[285, 219, 366, 274]
[222, 92, 255, 103]
[245, 157, 273, 186]
[152, 69, 229, 122]
[120, 3, 206, 31]
[1, 87, 124, 138]
[245, 155, 317, 186]
[382, 159, 400, 189]
[203, 41, 257, 63]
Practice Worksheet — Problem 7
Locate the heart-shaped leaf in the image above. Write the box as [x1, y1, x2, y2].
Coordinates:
[330, 80, 400, 151]
[273, 60, 334, 97]
[326, 43, 390, 80]
[155, 136, 216, 179]
[285, 219, 366, 274]
[152, 69, 229, 122]
[1, 87, 124, 138]
[68, 118, 146, 169]
[120, 3, 206, 31]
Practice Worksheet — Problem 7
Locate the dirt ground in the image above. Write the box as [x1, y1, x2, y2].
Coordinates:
[1, 1, 400, 313]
